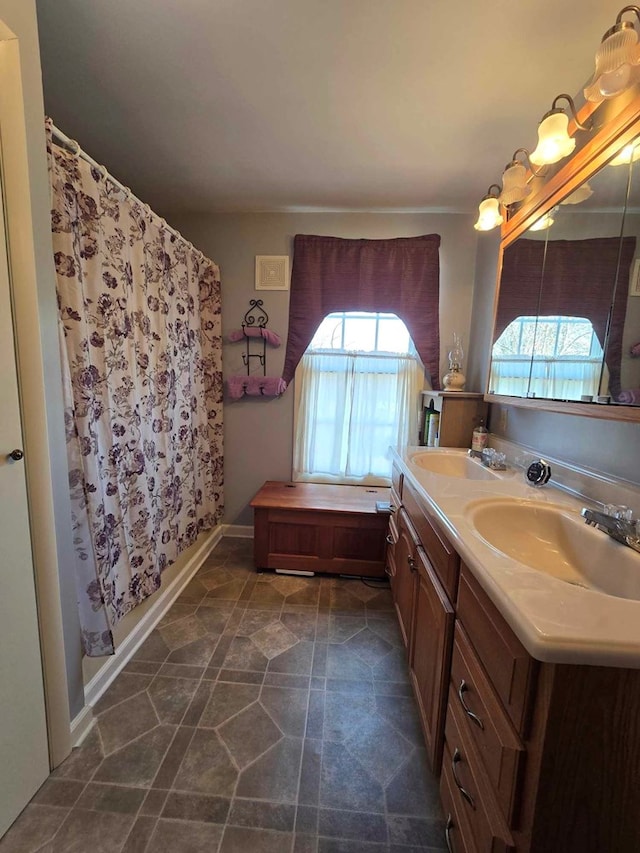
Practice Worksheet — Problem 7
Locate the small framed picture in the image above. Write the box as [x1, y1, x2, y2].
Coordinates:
[630, 259, 640, 296]
[255, 255, 290, 291]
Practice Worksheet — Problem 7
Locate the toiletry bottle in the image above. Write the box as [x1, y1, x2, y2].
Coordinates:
[422, 410, 431, 446]
[471, 420, 488, 454]
[427, 413, 440, 447]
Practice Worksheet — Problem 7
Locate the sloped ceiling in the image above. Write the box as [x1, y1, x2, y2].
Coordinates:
[36, 0, 626, 215]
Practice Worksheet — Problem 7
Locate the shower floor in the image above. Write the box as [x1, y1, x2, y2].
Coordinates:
[0, 537, 446, 853]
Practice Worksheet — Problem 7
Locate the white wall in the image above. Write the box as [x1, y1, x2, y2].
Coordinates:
[169, 211, 478, 525]
[467, 230, 500, 393]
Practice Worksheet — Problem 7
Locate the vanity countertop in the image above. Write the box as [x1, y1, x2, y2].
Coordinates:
[391, 446, 640, 668]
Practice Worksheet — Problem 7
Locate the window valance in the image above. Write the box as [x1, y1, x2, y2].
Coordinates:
[282, 233, 441, 386]
[495, 236, 635, 397]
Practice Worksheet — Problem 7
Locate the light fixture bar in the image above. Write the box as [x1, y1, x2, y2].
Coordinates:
[549, 94, 590, 131]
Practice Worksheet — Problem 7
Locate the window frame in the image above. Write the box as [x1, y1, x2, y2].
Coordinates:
[292, 311, 424, 485]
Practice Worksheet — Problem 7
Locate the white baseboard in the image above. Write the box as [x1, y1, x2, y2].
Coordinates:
[80, 525, 223, 732]
[221, 524, 254, 539]
[69, 705, 96, 748]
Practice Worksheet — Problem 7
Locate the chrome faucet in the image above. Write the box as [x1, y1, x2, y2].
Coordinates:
[581, 507, 640, 554]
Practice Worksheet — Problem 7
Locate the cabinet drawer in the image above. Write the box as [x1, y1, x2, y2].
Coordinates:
[402, 479, 459, 602]
[457, 565, 537, 735]
[440, 753, 479, 853]
[450, 624, 524, 827]
[443, 702, 515, 853]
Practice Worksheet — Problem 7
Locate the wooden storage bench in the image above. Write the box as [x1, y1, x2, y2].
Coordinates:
[250, 481, 391, 577]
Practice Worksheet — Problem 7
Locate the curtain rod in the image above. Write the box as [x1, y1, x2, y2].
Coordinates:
[49, 121, 209, 266]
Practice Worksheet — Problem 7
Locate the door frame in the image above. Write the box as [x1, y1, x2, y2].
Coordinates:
[0, 20, 71, 766]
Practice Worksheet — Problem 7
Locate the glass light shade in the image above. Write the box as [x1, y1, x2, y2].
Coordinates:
[473, 197, 503, 231]
[528, 211, 555, 231]
[609, 142, 640, 166]
[443, 332, 466, 390]
[560, 182, 593, 205]
[499, 161, 531, 206]
[584, 25, 640, 103]
[530, 112, 576, 166]
[448, 333, 464, 368]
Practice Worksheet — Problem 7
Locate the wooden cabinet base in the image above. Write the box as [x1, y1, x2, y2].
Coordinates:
[250, 481, 390, 577]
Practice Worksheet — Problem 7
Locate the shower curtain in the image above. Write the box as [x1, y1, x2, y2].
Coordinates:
[46, 120, 224, 656]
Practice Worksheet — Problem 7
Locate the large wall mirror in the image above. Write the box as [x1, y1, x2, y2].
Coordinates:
[487, 96, 640, 420]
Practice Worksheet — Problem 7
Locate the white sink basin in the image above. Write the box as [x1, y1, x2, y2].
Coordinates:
[410, 450, 503, 481]
[465, 498, 640, 600]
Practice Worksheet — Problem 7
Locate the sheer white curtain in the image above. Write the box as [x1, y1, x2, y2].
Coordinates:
[293, 351, 423, 485]
[490, 357, 601, 400]
[529, 358, 602, 400]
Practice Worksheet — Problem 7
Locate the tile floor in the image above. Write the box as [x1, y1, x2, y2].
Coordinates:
[1, 537, 447, 853]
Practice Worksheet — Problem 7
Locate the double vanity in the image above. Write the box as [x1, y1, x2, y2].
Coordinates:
[387, 446, 640, 853]
[385, 43, 640, 853]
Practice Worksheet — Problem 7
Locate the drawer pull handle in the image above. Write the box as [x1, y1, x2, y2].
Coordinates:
[452, 748, 475, 809]
[386, 534, 395, 545]
[445, 814, 455, 853]
[458, 680, 484, 730]
[407, 556, 417, 573]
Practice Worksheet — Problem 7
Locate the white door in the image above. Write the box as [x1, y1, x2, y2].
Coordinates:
[0, 172, 50, 836]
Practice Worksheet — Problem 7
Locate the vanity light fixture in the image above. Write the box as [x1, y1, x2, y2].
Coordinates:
[499, 148, 544, 206]
[560, 182, 594, 204]
[529, 94, 590, 166]
[584, 5, 640, 103]
[528, 208, 556, 231]
[609, 140, 640, 164]
[473, 185, 503, 231]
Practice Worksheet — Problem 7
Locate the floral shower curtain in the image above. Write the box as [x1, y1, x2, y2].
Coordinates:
[46, 120, 224, 656]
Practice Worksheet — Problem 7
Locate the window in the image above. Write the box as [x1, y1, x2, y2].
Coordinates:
[490, 315, 604, 399]
[293, 312, 424, 485]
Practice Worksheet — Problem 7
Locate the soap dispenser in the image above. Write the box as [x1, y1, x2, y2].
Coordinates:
[471, 420, 488, 456]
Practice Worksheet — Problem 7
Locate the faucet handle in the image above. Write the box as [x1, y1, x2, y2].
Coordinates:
[525, 459, 552, 487]
[603, 504, 636, 521]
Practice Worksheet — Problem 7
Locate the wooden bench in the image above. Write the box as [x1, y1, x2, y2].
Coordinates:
[250, 481, 391, 577]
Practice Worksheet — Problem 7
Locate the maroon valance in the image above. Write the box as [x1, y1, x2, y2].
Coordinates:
[282, 233, 441, 386]
[495, 236, 636, 396]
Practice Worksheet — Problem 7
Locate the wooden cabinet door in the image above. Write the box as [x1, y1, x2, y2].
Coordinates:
[410, 545, 455, 773]
[391, 508, 418, 652]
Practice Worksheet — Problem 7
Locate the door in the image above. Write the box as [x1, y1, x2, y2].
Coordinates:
[0, 171, 49, 836]
[410, 545, 455, 774]
[391, 509, 418, 652]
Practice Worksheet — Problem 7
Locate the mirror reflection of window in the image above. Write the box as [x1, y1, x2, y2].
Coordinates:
[490, 315, 603, 400]
[491, 156, 633, 403]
